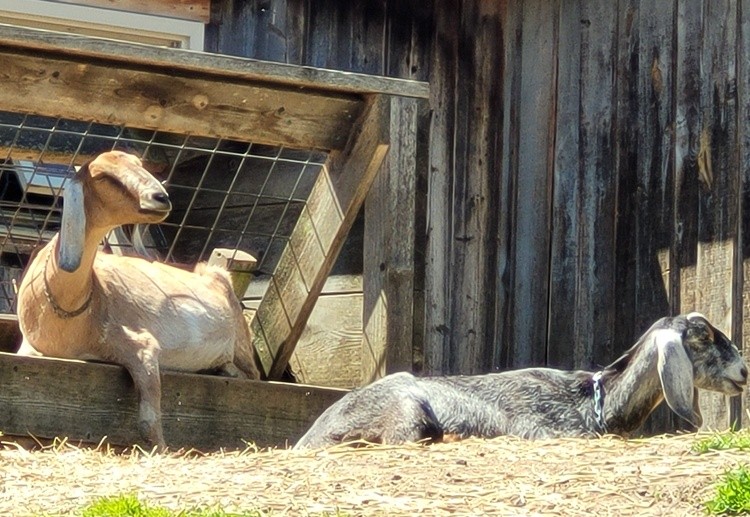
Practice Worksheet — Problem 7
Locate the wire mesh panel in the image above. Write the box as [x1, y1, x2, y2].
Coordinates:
[0, 110, 327, 313]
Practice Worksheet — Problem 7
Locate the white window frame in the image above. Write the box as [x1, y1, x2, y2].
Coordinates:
[0, 0, 204, 50]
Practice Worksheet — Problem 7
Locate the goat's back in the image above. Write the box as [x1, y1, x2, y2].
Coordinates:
[96, 254, 246, 371]
[295, 368, 604, 448]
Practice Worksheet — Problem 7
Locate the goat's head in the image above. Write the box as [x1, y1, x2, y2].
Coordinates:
[650, 312, 747, 428]
[58, 151, 171, 272]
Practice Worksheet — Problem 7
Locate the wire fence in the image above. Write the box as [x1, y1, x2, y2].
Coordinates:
[0, 111, 327, 313]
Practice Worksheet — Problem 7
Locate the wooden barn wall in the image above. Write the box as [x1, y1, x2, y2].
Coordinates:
[207, 0, 750, 432]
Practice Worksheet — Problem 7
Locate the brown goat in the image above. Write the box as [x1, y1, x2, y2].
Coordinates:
[16, 151, 260, 449]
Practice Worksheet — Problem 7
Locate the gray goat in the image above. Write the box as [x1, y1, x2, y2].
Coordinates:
[295, 313, 747, 449]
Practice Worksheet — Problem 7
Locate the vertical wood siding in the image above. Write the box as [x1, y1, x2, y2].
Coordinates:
[209, 0, 750, 431]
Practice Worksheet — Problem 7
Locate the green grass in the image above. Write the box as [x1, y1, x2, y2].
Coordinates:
[61, 494, 348, 517]
[705, 465, 750, 515]
[76, 495, 263, 517]
[692, 429, 750, 455]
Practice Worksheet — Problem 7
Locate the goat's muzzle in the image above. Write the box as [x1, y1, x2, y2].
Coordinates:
[140, 190, 172, 215]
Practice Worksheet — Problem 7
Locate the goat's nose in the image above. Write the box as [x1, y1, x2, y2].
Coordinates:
[741, 366, 748, 382]
[152, 192, 170, 205]
[141, 190, 172, 212]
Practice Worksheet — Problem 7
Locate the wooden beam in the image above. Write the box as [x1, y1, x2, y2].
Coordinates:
[252, 95, 390, 379]
[362, 96, 419, 383]
[0, 50, 362, 151]
[0, 352, 346, 450]
[0, 25, 430, 100]
[50, 0, 211, 23]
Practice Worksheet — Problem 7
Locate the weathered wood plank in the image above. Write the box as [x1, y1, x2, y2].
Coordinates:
[572, 0, 618, 369]
[740, 0, 750, 429]
[0, 353, 346, 450]
[674, 0, 703, 345]
[547, 0, 580, 369]
[251, 95, 390, 379]
[49, 0, 211, 23]
[289, 292, 363, 388]
[611, 0, 639, 370]
[448, 1, 503, 374]
[362, 5, 420, 383]
[0, 50, 361, 151]
[423, 0, 458, 375]
[695, 0, 739, 431]
[0, 25, 430, 100]
[504, 0, 557, 369]
[204, 0, 288, 61]
[493, 0, 521, 370]
[632, 0, 683, 436]
[363, 96, 418, 382]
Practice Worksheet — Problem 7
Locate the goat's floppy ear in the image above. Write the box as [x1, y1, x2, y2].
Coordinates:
[655, 328, 702, 427]
[58, 177, 86, 272]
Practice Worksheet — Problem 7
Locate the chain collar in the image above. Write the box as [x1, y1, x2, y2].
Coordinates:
[591, 371, 607, 433]
[42, 243, 92, 319]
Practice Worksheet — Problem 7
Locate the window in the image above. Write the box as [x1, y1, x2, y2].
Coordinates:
[0, 0, 204, 49]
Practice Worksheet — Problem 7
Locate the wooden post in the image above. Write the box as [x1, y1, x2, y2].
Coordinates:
[251, 95, 391, 379]
[208, 248, 258, 299]
[362, 96, 418, 383]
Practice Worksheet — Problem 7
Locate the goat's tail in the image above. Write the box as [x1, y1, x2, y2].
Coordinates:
[193, 262, 262, 379]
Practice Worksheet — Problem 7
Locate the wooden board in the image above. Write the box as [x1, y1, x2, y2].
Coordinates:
[546, 0, 580, 369]
[447, 1, 503, 374]
[504, 0, 557, 369]
[0, 352, 346, 450]
[49, 0, 211, 23]
[362, 96, 418, 383]
[289, 292, 363, 389]
[695, 0, 739, 431]
[422, 1, 457, 375]
[251, 95, 390, 379]
[741, 0, 750, 429]
[0, 50, 362, 151]
[0, 24, 429, 100]
[626, 0, 683, 437]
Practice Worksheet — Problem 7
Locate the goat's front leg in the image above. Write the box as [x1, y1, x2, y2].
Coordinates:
[109, 326, 166, 451]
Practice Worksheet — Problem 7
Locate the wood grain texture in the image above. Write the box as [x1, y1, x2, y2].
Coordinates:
[740, 0, 750, 429]
[251, 95, 390, 379]
[0, 352, 346, 450]
[289, 292, 363, 388]
[50, 0, 211, 23]
[674, 0, 703, 346]
[447, 1, 503, 374]
[362, 3, 422, 383]
[573, 0, 618, 370]
[547, 0, 581, 370]
[694, 0, 739, 431]
[630, 0, 683, 436]
[0, 50, 361, 151]
[422, 0, 458, 375]
[363, 96, 418, 382]
[504, 0, 557, 369]
[0, 25, 429, 99]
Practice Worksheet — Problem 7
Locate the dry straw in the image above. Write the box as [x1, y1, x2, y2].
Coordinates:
[1, 433, 748, 516]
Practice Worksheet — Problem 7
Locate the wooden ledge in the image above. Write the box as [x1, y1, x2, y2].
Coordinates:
[0, 352, 346, 450]
[0, 24, 430, 100]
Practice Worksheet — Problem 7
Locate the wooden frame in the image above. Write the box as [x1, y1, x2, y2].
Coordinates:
[0, 24, 428, 448]
[34, 0, 212, 24]
[0, 353, 346, 449]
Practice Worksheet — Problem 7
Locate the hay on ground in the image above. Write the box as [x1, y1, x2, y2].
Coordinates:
[0, 433, 747, 516]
